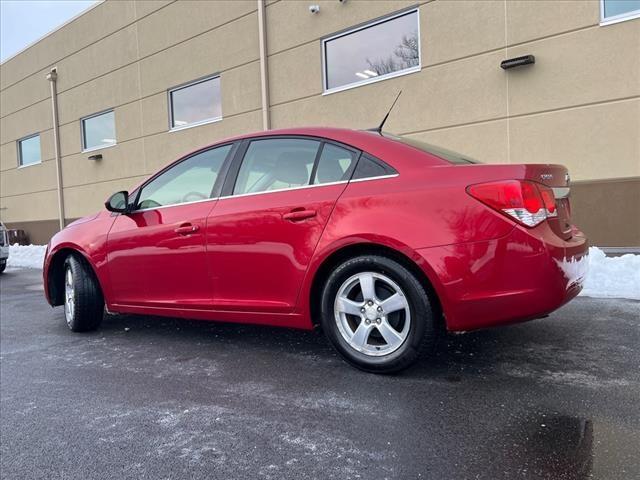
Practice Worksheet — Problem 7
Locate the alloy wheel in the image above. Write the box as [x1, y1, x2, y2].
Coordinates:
[64, 267, 75, 326]
[334, 272, 411, 356]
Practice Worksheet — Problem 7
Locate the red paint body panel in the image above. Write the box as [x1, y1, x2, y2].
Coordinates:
[43, 211, 115, 304]
[205, 183, 347, 314]
[107, 200, 217, 309]
[416, 224, 588, 330]
[43, 127, 588, 332]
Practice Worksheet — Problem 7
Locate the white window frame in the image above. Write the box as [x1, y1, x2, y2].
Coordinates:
[600, 0, 640, 25]
[81, 109, 117, 153]
[17, 133, 42, 168]
[168, 74, 223, 132]
[321, 7, 421, 95]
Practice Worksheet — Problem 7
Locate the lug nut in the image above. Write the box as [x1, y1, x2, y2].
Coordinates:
[376, 318, 381, 324]
[365, 319, 371, 325]
[377, 306, 383, 312]
[360, 307, 365, 313]
[368, 300, 373, 306]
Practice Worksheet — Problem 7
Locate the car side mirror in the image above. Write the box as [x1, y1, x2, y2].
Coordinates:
[105, 191, 130, 213]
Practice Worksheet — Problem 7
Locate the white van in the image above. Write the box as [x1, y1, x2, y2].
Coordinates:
[0, 222, 9, 273]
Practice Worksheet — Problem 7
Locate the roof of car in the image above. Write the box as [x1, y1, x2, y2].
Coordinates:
[196, 127, 446, 169]
[222, 127, 377, 145]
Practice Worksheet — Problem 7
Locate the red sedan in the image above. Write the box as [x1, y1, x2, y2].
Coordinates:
[43, 127, 588, 372]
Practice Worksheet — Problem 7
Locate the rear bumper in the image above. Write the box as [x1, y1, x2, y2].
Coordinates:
[417, 223, 588, 331]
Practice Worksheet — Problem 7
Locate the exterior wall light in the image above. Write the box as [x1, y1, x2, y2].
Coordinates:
[309, 5, 320, 14]
[500, 55, 535, 70]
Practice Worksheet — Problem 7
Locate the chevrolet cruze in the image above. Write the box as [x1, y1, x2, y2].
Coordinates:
[43, 128, 588, 372]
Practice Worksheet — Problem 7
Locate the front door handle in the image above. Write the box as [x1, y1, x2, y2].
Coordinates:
[174, 224, 200, 235]
[283, 209, 317, 222]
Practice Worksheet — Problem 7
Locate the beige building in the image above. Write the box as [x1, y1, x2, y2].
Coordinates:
[0, 0, 639, 246]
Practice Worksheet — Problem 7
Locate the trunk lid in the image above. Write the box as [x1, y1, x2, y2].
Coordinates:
[389, 133, 575, 239]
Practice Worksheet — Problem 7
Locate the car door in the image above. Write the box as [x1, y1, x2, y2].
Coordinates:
[205, 137, 358, 314]
[106, 143, 235, 309]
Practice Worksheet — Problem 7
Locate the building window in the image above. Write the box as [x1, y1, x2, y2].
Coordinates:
[600, 0, 640, 24]
[169, 75, 222, 130]
[17, 134, 41, 167]
[322, 8, 420, 93]
[81, 110, 116, 151]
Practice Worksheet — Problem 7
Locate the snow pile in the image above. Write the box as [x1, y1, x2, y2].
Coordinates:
[6, 244, 46, 270]
[580, 247, 640, 301]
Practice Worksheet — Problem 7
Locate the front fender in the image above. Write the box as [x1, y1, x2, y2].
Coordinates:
[44, 213, 115, 306]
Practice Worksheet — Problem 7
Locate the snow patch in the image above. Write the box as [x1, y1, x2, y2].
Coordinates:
[554, 253, 588, 289]
[6, 244, 46, 269]
[579, 247, 640, 301]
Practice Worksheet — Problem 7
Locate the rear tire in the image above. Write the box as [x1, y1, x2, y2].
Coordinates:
[320, 255, 437, 373]
[0, 261, 5, 273]
[63, 255, 104, 332]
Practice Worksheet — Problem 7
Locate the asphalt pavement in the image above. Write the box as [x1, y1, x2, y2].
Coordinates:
[1, 268, 639, 480]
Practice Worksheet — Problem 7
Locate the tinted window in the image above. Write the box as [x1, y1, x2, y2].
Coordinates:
[382, 133, 480, 165]
[313, 144, 356, 184]
[233, 139, 320, 195]
[602, 0, 640, 19]
[82, 110, 116, 151]
[323, 9, 420, 91]
[18, 134, 41, 166]
[137, 144, 231, 209]
[352, 155, 391, 179]
[170, 76, 222, 129]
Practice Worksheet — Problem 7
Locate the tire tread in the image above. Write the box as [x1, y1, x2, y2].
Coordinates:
[64, 255, 104, 332]
[320, 255, 438, 373]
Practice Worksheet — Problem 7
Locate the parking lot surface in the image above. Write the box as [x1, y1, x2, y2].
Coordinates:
[1, 268, 639, 480]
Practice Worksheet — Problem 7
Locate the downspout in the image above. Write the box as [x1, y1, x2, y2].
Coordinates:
[257, 0, 270, 130]
[46, 67, 66, 230]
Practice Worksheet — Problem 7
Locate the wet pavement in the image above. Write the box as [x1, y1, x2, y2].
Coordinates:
[1, 268, 639, 479]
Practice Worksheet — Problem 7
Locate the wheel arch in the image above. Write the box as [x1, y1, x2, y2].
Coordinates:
[46, 247, 103, 307]
[308, 242, 444, 328]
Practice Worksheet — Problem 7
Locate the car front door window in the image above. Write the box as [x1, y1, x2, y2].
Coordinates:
[137, 144, 232, 209]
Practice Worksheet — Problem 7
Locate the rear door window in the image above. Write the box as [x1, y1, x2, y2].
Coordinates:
[233, 138, 320, 195]
[312, 143, 357, 185]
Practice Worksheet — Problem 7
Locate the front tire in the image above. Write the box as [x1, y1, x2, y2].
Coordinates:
[320, 255, 438, 373]
[0, 261, 6, 273]
[63, 255, 104, 332]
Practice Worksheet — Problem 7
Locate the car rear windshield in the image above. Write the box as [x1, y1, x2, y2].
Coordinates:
[382, 133, 481, 165]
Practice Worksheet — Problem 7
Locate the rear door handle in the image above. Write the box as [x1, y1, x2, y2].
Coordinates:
[283, 209, 317, 222]
[174, 224, 200, 235]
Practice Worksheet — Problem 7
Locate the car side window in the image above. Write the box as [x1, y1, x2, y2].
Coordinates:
[352, 154, 394, 180]
[136, 144, 231, 210]
[233, 138, 320, 195]
[312, 144, 356, 185]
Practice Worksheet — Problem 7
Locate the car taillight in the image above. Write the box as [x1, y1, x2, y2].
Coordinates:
[538, 185, 557, 218]
[467, 180, 557, 227]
